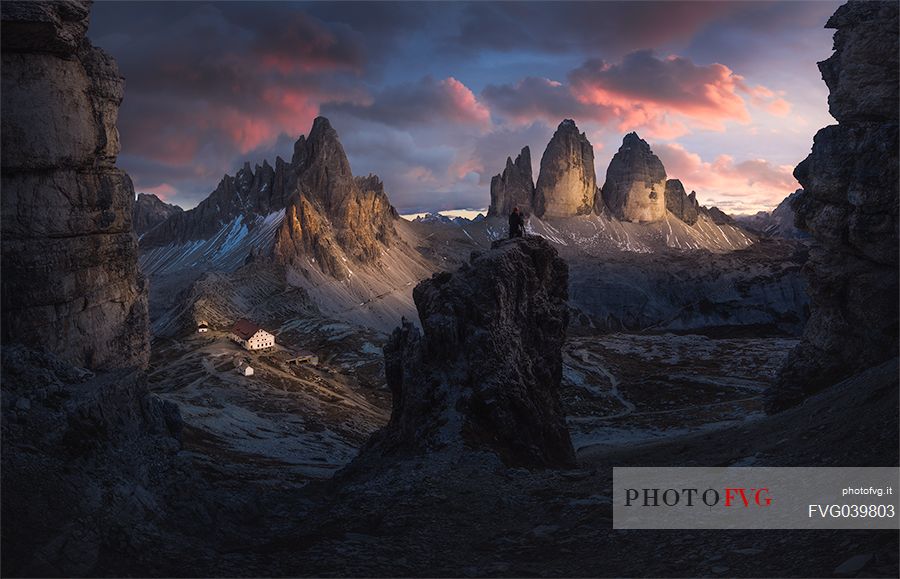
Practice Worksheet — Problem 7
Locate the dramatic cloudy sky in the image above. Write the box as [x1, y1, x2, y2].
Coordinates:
[89, 1, 841, 215]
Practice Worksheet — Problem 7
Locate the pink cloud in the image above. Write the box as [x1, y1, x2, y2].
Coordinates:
[484, 52, 792, 141]
[569, 52, 753, 137]
[441, 77, 491, 126]
[325, 76, 490, 129]
[766, 98, 792, 116]
[139, 183, 177, 201]
[655, 142, 799, 213]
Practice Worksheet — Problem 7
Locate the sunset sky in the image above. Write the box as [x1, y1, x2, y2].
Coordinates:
[89, 1, 842, 215]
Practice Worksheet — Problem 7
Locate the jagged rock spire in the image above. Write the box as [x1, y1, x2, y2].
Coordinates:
[487, 146, 535, 217]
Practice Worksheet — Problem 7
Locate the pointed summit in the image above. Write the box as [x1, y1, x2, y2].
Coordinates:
[291, 116, 352, 186]
[275, 116, 397, 277]
[534, 119, 596, 218]
[487, 146, 535, 217]
[600, 132, 667, 222]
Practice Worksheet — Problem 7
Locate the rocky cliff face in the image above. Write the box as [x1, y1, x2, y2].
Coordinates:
[487, 146, 535, 217]
[769, 0, 899, 411]
[355, 236, 576, 469]
[273, 117, 398, 278]
[133, 193, 182, 236]
[1, 3, 194, 574]
[600, 132, 667, 222]
[533, 119, 596, 218]
[1, 0, 149, 370]
[664, 179, 700, 225]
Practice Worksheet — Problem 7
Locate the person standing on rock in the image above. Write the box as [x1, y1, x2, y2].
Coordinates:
[509, 207, 525, 239]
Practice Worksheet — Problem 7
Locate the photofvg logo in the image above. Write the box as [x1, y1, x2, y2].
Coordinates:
[613, 467, 900, 529]
[625, 486, 772, 508]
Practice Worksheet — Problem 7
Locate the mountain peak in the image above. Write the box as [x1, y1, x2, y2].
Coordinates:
[623, 131, 649, 148]
[600, 133, 667, 222]
[534, 119, 595, 217]
[274, 117, 397, 277]
[291, 116, 350, 180]
[310, 115, 334, 134]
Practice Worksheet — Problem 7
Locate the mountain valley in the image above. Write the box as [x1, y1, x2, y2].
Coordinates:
[2, 1, 897, 576]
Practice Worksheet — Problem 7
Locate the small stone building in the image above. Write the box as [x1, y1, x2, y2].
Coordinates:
[286, 350, 319, 366]
[229, 319, 275, 351]
[236, 362, 254, 376]
[197, 321, 209, 333]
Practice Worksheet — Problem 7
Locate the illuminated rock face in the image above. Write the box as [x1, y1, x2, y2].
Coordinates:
[534, 119, 596, 218]
[273, 117, 398, 278]
[1, 0, 149, 370]
[600, 132, 667, 223]
[768, 0, 899, 412]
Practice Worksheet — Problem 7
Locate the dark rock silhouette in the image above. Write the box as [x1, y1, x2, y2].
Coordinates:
[1, 0, 149, 370]
[133, 193, 183, 236]
[600, 132, 668, 222]
[664, 179, 700, 225]
[355, 236, 576, 468]
[487, 146, 535, 217]
[1, 3, 192, 575]
[769, 0, 899, 411]
[534, 119, 596, 218]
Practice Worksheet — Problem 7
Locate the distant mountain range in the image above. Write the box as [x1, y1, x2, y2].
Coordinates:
[135, 116, 804, 336]
[734, 190, 810, 240]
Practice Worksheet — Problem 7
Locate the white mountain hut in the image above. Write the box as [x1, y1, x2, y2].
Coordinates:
[229, 319, 276, 351]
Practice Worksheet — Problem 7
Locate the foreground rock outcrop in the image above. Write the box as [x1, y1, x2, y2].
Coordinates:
[1, 0, 149, 370]
[487, 146, 535, 217]
[533, 119, 596, 218]
[1, 345, 188, 575]
[600, 132, 667, 222]
[133, 192, 183, 236]
[355, 236, 576, 468]
[769, 0, 899, 411]
[1, 3, 201, 575]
